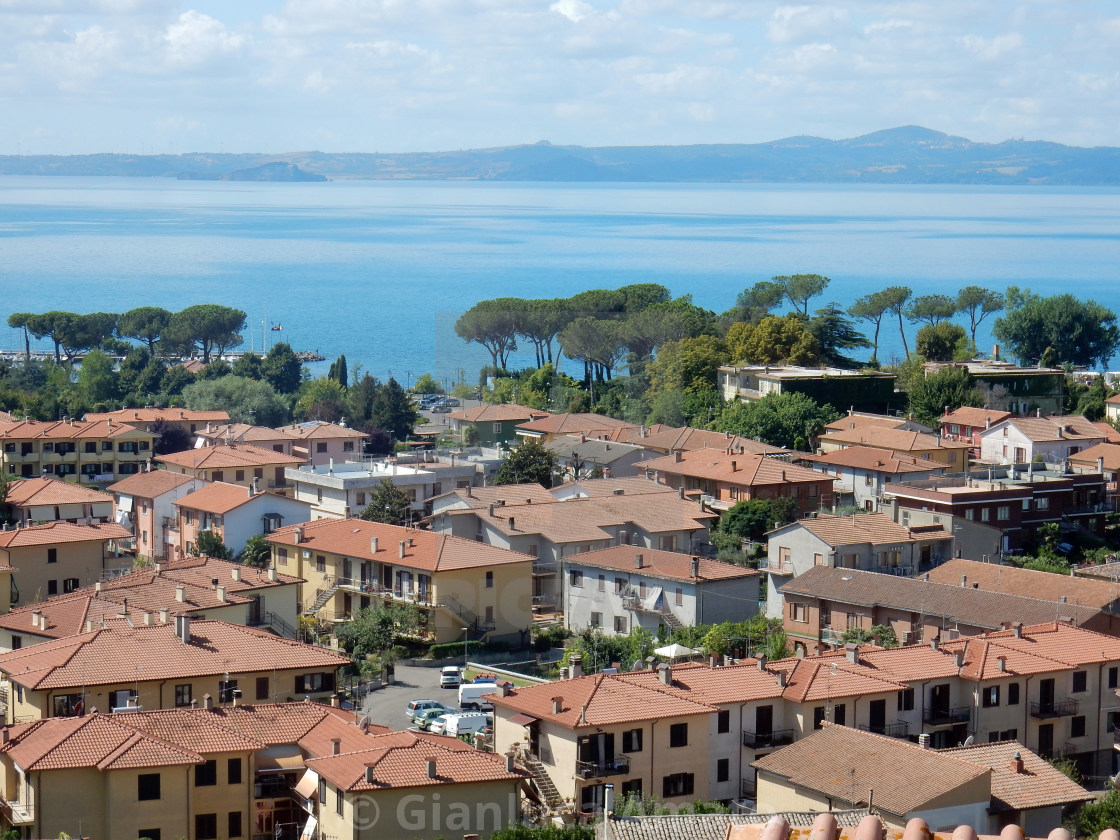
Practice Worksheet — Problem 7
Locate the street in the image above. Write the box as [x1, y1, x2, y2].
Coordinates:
[359, 663, 460, 731]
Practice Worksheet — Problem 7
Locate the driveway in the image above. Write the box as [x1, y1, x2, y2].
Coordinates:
[359, 663, 460, 731]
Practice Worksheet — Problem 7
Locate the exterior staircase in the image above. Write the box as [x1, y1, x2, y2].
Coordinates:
[305, 580, 340, 615]
[661, 611, 684, 630]
[439, 595, 494, 640]
[520, 753, 564, 811]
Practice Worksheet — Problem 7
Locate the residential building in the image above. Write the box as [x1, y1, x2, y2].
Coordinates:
[940, 407, 1013, 463]
[0, 521, 133, 606]
[195, 421, 300, 455]
[1106, 394, 1120, 424]
[0, 418, 155, 483]
[753, 724, 1090, 834]
[85, 407, 231, 437]
[1069, 441, 1120, 509]
[157, 443, 306, 492]
[642, 449, 834, 514]
[275, 420, 368, 466]
[779, 565, 1115, 655]
[796, 447, 947, 511]
[0, 555, 301, 651]
[286, 459, 441, 521]
[2, 477, 113, 526]
[561, 547, 760, 634]
[446, 403, 550, 446]
[629, 426, 788, 458]
[824, 411, 933, 435]
[108, 469, 205, 561]
[882, 465, 1110, 552]
[977, 415, 1106, 467]
[514, 412, 637, 443]
[0, 617, 350, 723]
[923, 359, 1066, 416]
[265, 518, 533, 643]
[764, 513, 952, 623]
[816, 426, 972, 469]
[717, 365, 898, 414]
[171, 481, 311, 559]
[546, 437, 652, 479]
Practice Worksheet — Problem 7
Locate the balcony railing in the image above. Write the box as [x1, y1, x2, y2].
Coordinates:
[532, 561, 558, 576]
[743, 729, 794, 749]
[1030, 699, 1079, 719]
[2, 800, 33, 825]
[924, 706, 970, 726]
[821, 626, 844, 646]
[757, 557, 792, 573]
[576, 757, 630, 779]
[860, 721, 910, 739]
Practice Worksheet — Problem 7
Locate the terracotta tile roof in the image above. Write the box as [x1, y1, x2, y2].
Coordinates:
[212, 701, 390, 747]
[1, 715, 203, 771]
[433, 483, 557, 509]
[85, 408, 230, 424]
[632, 426, 787, 456]
[196, 423, 300, 443]
[752, 723, 989, 816]
[618, 661, 785, 706]
[491, 671, 717, 727]
[106, 469, 199, 497]
[0, 410, 16, 423]
[941, 407, 1013, 429]
[516, 412, 636, 436]
[173, 481, 273, 514]
[118, 708, 266, 754]
[275, 421, 367, 440]
[818, 426, 972, 454]
[850, 644, 962, 682]
[0, 620, 349, 690]
[555, 476, 679, 498]
[1092, 421, 1120, 443]
[825, 413, 914, 432]
[1068, 441, 1120, 471]
[568, 546, 757, 583]
[994, 414, 1106, 443]
[157, 443, 306, 469]
[447, 403, 550, 423]
[0, 521, 131, 549]
[772, 512, 949, 546]
[607, 811, 874, 840]
[947, 620, 1120, 669]
[265, 518, 532, 572]
[307, 730, 526, 791]
[941, 741, 1092, 810]
[3, 477, 113, 507]
[797, 446, 946, 474]
[768, 657, 907, 702]
[927, 558, 1120, 609]
[643, 450, 830, 486]
[779, 566, 1102, 631]
[0, 418, 150, 441]
[180, 359, 207, 373]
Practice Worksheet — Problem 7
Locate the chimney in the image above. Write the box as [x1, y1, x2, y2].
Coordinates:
[953, 650, 965, 668]
[690, 557, 699, 579]
[579, 705, 587, 725]
[365, 765, 375, 784]
[1009, 751, 1024, 773]
[332, 738, 342, 755]
[202, 693, 213, 710]
[1098, 456, 1105, 474]
[216, 585, 227, 603]
[604, 783, 615, 815]
[674, 451, 682, 463]
[756, 655, 767, 671]
[499, 682, 511, 697]
[176, 585, 186, 602]
[330, 694, 340, 707]
[294, 527, 304, 544]
[635, 554, 643, 569]
[657, 663, 672, 685]
[570, 654, 582, 679]
[844, 643, 859, 664]
[961, 575, 967, 588]
[551, 696, 563, 715]
[677, 486, 685, 499]
[95, 581, 102, 592]
[618, 529, 628, 545]
[399, 541, 406, 559]
[918, 733, 931, 749]
[1012, 622, 1022, 638]
[268, 567, 277, 581]
[776, 670, 787, 688]
[232, 566, 242, 582]
[889, 497, 899, 523]
[426, 758, 437, 779]
[507, 516, 515, 530]
[175, 614, 191, 643]
[708, 654, 717, 668]
[159, 607, 170, 624]
[930, 636, 940, 651]
[85, 619, 94, 632]
[1, 729, 7, 745]
[993, 344, 1000, 361]
[144, 611, 154, 626]
[370, 536, 379, 554]
[997, 655, 1007, 672]
[731, 460, 737, 472]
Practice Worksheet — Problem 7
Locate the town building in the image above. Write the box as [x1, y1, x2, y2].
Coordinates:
[717, 365, 898, 414]
[195, 421, 301, 455]
[514, 412, 637, 443]
[1106, 394, 1120, 424]
[286, 459, 441, 521]
[824, 411, 934, 435]
[940, 406, 1013, 463]
[0, 618, 350, 723]
[0, 555, 302, 651]
[84, 407, 231, 437]
[275, 420, 369, 466]
[265, 517, 533, 644]
[109, 469, 207, 561]
[2, 477, 113, 526]
[561, 547, 760, 635]
[157, 443, 306, 492]
[642, 449, 835, 514]
[763, 513, 953, 624]
[795, 447, 947, 511]
[977, 415, 1106, 466]
[1069, 442, 1120, 509]
[446, 403, 550, 447]
[170, 481, 311, 559]
[923, 359, 1066, 416]
[816, 426, 972, 469]
[628, 426, 788, 458]
[0, 521, 133, 606]
[546, 437, 652, 479]
[0, 417, 155, 483]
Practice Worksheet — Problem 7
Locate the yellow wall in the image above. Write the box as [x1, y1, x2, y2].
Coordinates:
[3, 540, 123, 606]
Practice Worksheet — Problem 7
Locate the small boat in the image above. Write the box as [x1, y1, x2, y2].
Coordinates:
[271, 322, 283, 331]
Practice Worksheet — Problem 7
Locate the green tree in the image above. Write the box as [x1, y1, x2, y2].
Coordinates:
[57, 312, 119, 362]
[295, 377, 348, 421]
[905, 294, 957, 326]
[840, 624, 899, 647]
[1075, 375, 1110, 421]
[731, 280, 785, 323]
[713, 392, 840, 450]
[358, 479, 413, 526]
[239, 534, 271, 569]
[560, 317, 627, 381]
[327, 355, 348, 388]
[412, 373, 443, 394]
[181, 375, 289, 426]
[720, 497, 798, 542]
[261, 342, 303, 393]
[455, 298, 521, 369]
[191, 529, 233, 560]
[24, 311, 77, 364]
[76, 349, 118, 404]
[808, 304, 871, 367]
[370, 377, 419, 441]
[335, 603, 423, 659]
[162, 304, 247, 364]
[159, 364, 197, 397]
[915, 322, 969, 362]
[956, 286, 1004, 349]
[117, 306, 172, 353]
[773, 273, 830, 316]
[727, 315, 819, 366]
[906, 365, 984, 428]
[494, 438, 560, 488]
[848, 290, 896, 364]
[6, 313, 33, 360]
[1075, 786, 1120, 839]
[993, 293, 1120, 368]
[518, 298, 572, 367]
[646, 336, 728, 399]
[881, 286, 913, 359]
[230, 352, 264, 380]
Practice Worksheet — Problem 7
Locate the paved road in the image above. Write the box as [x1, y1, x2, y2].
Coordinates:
[359, 663, 461, 731]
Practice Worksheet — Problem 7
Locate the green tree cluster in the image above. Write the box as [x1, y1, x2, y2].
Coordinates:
[494, 438, 561, 488]
[713, 392, 841, 450]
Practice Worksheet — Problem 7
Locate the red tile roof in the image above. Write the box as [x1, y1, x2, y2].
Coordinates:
[772, 512, 949, 546]
[797, 446, 946, 474]
[157, 443, 305, 470]
[632, 426, 787, 456]
[0, 521, 131, 549]
[1, 714, 203, 771]
[173, 481, 282, 514]
[3, 477, 113, 507]
[0, 418, 151, 441]
[927, 558, 1119, 609]
[818, 426, 972, 454]
[995, 414, 1105, 443]
[106, 469, 199, 497]
[275, 421, 367, 440]
[196, 423, 299, 443]
[942, 740, 1092, 810]
[516, 412, 636, 436]
[643, 449, 830, 486]
[568, 546, 757, 583]
[447, 403, 550, 423]
[85, 408, 230, 424]
[1068, 441, 1120, 471]
[941, 407, 1013, 429]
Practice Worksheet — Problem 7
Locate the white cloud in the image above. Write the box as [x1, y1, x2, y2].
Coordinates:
[959, 32, 1022, 60]
[767, 5, 847, 45]
[551, 0, 594, 23]
[163, 10, 246, 66]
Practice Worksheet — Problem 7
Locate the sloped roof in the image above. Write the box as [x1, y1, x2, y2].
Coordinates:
[107, 469, 199, 497]
[617, 661, 785, 706]
[3, 477, 113, 507]
[447, 403, 549, 423]
[818, 426, 971, 454]
[772, 512, 949, 547]
[196, 423, 300, 443]
[825, 413, 925, 432]
[941, 407, 1013, 429]
[643, 449, 830, 486]
[995, 414, 1105, 444]
[0, 418, 151, 440]
[927, 558, 1119, 609]
[568, 546, 757, 583]
[797, 446, 946, 474]
[942, 741, 1092, 810]
[1, 715, 203, 772]
[157, 443, 305, 469]
[85, 408, 230, 424]
[0, 521, 131, 549]
[634, 426, 787, 456]
[1068, 441, 1120, 471]
[768, 657, 907, 703]
[173, 481, 291, 515]
[516, 412, 636, 436]
[545, 437, 647, 465]
[275, 421, 367, 440]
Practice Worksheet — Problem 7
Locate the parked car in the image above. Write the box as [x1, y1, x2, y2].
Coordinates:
[430, 711, 491, 737]
[412, 706, 454, 730]
[458, 682, 498, 711]
[406, 699, 444, 718]
[440, 666, 462, 688]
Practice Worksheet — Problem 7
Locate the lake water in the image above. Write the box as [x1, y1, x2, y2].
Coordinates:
[1, 177, 1118, 384]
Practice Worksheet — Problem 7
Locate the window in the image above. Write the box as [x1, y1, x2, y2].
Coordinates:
[669, 723, 688, 747]
[138, 773, 161, 801]
[316, 555, 326, 573]
[47, 548, 57, 564]
[997, 506, 1010, 521]
[813, 707, 826, 730]
[662, 773, 694, 797]
[965, 509, 975, 520]
[486, 571, 494, 589]
[175, 684, 192, 707]
[639, 582, 647, 598]
[1071, 716, 1086, 739]
[597, 574, 605, 592]
[336, 786, 344, 815]
[219, 679, 239, 703]
[614, 577, 624, 594]
[257, 676, 269, 701]
[119, 441, 138, 454]
[195, 814, 217, 840]
[43, 442, 54, 453]
[85, 441, 97, 453]
[1109, 667, 1118, 689]
[1072, 670, 1087, 693]
[590, 612, 602, 628]
[493, 423, 503, 433]
[10, 636, 20, 651]
[277, 547, 288, 565]
[1036, 496, 1050, 511]
[983, 686, 1000, 708]
[295, 673, 335, 694]
[317, 442, 328, 453]
[355, 492, 366, 506]
[63, 578, 79, 593]
[898, 688, 914, 712]
[981, 508, 991, 522]
[235, 470, 245, 481]
[1007, 683, 1020, 706]
[228, 758, 242, 785]
[48, 580, 58, 596]
[614, 616, 628, 633]
[622, 728, 643, 753]
[675, 587, 683, 606]
[102, 440, 113, 451]
[717, 758, 730, 783]
[778, 546, 791, 570]
[139, 830, 160, 840]
[118, 463, 138, 474]
[196, 759, 217, 786]
[228, 811, 243, 838]
[833, 703, 846, 726]
[569, 570, 583, 588]
[343, 441, 355, 452]
[789, 602, 807, 622]
[717, 709, 730, 733]
[621, 779, 643, 797]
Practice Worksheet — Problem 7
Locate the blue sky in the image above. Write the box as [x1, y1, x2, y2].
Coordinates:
[2, 0, 1118, 154]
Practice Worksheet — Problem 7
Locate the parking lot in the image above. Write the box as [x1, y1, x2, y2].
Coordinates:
[358, 663, 464, 731]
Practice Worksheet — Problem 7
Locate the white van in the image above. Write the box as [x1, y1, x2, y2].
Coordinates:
[431, 711, 490, 737]
[458, 681, 498, 710]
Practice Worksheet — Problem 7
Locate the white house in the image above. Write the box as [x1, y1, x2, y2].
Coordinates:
[796, 446, 947, 511]
[173, 481, 312, 557]
[978, 414, 1106, 466]
[285, 459, 442, 521]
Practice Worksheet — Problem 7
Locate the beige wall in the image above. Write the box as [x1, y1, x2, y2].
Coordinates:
[3, 540, 127, 606]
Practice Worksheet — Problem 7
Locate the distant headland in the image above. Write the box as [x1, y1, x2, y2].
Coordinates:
[3, 126, 1120, 186]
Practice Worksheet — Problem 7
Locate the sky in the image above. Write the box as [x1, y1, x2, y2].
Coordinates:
[2, 1, 1119, 155]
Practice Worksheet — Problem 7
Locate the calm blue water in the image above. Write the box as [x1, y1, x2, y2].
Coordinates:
[1, 177, 1118, 384]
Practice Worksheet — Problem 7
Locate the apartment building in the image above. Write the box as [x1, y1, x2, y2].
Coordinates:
[0, 521, 133, 606]
[0, 617, 350, 723]
[629, 426, 787, 457]
[561, 547, 760, 635]
[85, 407, 231, 437]
[108, 469, 205, 561]
[977, 414, 1107, 467]
[716, 366, 898, 414]
[171, 481, 311, 559]
[157, 443, 306, 491]
[515, 412, 637, 443]
[796, 447, 947, 511]
[940, 406, 1013, 462]
[0, 417, 155, 483]
[195, 421, 300, 455]
[447, 403, 550, 447]
[923, 360, 1066, 417]
[824, 411, 934, 435]
[275, 420, 368, 466]
[926, 558, 1120, 617]
[265, 517, 533, 643]
[816, 426, 972, 469]
[286, 459, 441, 521]
[2, 477, 113, 526]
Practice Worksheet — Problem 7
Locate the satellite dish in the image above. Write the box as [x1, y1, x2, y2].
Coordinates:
[358, 716, 370, 732]
[961, 735, 975, 746]
[630, 660, 644, 672]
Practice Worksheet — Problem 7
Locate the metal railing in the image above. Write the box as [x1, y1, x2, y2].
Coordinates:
[924, 706, 970, 726]
[1030, 699, 1079, 719]
[742, 729, 794, 749]
[575, 756, 630, 779]
[859, 721, 910, 738]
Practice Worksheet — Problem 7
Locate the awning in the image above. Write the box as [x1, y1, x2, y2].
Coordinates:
[299, 815, 317, 840]
[256, 744, 305, 773]
[294, 768, 319, 800]
[509, 713, 537, 726]
[117, 494, 134, 513]
[114, 510, 132, 528]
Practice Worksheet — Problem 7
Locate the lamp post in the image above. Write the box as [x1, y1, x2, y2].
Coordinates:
[462, 626, 470, 669]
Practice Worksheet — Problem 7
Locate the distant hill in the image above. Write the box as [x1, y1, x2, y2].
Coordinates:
[3, 127, 1119, 185]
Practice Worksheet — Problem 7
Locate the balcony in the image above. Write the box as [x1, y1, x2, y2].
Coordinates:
[1030, 699, 1078, 719]
[743, 729, 794, 749]
[924, 706, 970, 727]
[576, 756, 630, 779]
[821, 626, 844, 647]
[532, 561, 558, 576]
[860, 721, 910, 739]
[2, 800, 33, 825]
